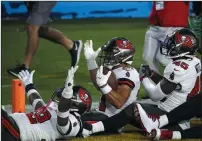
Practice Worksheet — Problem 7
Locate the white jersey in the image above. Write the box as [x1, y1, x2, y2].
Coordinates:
[158, 57, 201, 112]
[10, 101, 81, 141]
[98, 66, 140, 117]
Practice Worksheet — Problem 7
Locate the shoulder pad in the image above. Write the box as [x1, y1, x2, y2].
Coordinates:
[113, 67, 139, 82]
[164, 61, 188, 84]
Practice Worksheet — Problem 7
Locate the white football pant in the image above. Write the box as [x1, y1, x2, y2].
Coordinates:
[142, 26, 183, 74]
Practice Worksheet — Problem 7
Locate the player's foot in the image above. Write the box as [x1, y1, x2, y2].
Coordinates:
[7, 64, 29, 77]
[149, 129, 173, 140]
[70, 40, 83, 67]
[134, 103, 159, 133]
[82, 122, 93, 138]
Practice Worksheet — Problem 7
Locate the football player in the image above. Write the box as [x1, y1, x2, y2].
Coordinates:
[1, 67, 92, 141]
[143, 2, 190, 75]
[135, 93, 201, 140]
[139, 28, 201, 129]
[82, 38, 140, 127]
[82, 28, 201, 136]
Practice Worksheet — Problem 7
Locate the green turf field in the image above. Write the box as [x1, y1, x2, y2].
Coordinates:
[2, 18, 149, 105]
[1, 19, 201, 141]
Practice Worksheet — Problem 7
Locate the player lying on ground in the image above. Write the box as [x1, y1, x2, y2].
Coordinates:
[135, 92, 201, 140]
[1, 67, 92, 141]
[81, 38, 140, 133]
[7, 1, 82, 77]
[81, 28, 201, 136]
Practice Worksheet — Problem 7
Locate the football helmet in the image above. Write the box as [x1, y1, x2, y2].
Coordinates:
[98, 37, 135, 69]
[51, 85, 92, 113]
[160, 28, 199, 58]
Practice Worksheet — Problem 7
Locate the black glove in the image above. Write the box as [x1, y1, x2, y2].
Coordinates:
[138, 64, 153, 81]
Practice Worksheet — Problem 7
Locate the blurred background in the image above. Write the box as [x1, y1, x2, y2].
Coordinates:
[2, 1, 194, 19]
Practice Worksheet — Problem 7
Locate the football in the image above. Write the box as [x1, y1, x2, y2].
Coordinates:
[90, 67, 118, 91]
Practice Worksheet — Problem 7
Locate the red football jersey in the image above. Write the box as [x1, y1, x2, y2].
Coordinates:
[149, 2, 190, 27]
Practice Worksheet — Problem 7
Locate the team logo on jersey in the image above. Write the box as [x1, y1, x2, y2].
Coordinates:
[73, 122, 77, 127]
[170, 72, 175, 80]
[126, 72, 130, 77]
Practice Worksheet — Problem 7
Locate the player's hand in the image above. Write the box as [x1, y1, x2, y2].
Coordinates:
[139, 64, 153, 81]
[84, 40, 101, 61]
[62, 66, 79, 99]
[18, 70, 35, 87]
[96, 65, 111, 87]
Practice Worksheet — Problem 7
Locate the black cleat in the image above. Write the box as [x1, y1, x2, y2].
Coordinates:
[69, 40, 83, 67]
[7, 64, 29, 77]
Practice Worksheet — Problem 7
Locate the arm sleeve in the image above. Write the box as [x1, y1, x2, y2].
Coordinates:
[25, 84, 45, 110]
[142, 78, 167, 102]
[56, 89, 82, 136]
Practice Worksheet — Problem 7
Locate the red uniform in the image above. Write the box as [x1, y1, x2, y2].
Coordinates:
[149, 2, 190, 27]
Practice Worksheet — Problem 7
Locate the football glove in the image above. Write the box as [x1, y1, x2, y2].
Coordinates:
[84, 40, 101, 70]
[96, 65, 111, 87]
[139, 64, 153, 81]
[18, 70, 35, 87]
[84, 40, 101, 61]
[62, 66, 79, 99]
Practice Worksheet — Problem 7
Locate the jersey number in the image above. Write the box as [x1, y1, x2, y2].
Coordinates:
[26, 106, 51, 124]
[173, 61, 189, 70]
[188, 76, 200, 99]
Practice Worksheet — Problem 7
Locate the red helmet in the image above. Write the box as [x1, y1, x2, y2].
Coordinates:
[98, 37, 135, 68]
[51, 85, 92, 113]
[160, 28, 199, 58]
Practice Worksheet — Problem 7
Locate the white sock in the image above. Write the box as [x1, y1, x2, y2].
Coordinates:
[92, 121, 105, 133]
[172, 131, 182, 139]
[159, 115, 169, 128]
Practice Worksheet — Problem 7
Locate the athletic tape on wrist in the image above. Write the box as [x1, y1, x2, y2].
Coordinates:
[100, 84, 112, 95]
[57, 110, 70, 118]
[27, 89, 39, 98]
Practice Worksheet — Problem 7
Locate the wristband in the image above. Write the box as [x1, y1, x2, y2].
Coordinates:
[100, 84, 112, 95]
[25, 83, 35, 93]
[57, 110, 70, 118]
[87, 60, 98, 70]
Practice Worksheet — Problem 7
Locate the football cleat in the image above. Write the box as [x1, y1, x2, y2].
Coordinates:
[149, 129, 173, 140]
[7, 64, 29, 77]
[134, 103, 159, 133]
[70, 40, 83, 67]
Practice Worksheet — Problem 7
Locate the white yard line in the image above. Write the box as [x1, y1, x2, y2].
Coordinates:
[1, 84, 12, 88]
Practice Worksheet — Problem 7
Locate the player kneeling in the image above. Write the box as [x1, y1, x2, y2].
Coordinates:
[1, 67, 92, 141]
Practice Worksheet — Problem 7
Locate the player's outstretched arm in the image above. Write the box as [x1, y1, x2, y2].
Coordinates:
[84, 40, 101, 90]
[18, 70, 45, 110]
[57, 66, 79, 135]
